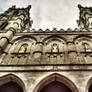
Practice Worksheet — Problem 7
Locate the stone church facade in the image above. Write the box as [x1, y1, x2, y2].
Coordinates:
[0, 4, 92, 92]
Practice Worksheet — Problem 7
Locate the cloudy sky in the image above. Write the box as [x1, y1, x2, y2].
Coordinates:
[0, 0, 92, 30]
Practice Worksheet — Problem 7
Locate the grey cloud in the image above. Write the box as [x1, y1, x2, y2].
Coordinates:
[0, 0, 92, 30]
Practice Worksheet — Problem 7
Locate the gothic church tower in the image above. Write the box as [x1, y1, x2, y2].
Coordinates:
[0, 4, 91, 92]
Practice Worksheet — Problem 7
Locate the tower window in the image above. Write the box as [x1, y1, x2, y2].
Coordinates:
[0, 22, 8, 30]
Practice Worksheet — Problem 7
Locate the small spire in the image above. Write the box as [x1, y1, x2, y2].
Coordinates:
[11, 5, 16, 9]
[26, 5, 31, 12]
[78, 4, 83, 10]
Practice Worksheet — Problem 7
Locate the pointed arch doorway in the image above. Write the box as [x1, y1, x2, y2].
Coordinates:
[0, 74, 25, 92]
[40, 81, 72, 92]
[34, 73, 79, 92]
[0, 81, 23, 92]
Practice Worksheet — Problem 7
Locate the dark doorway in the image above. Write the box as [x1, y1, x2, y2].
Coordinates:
[89, 84, 92, 92]
[0, 81, 23, 92]
[40, 81, 72, 92]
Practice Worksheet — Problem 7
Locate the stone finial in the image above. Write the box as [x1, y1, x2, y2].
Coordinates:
[67, 28, 72, 32]
[52, 28, 57, 32]
[59, 29, 65, 32]
[31, 29, 36, 32]
[26, 5, 31, 12]
[78, 4, 83, 10]
[9, 5, 16, 10]
[45, 29, 50, 32]
[38, 29, 43, 32]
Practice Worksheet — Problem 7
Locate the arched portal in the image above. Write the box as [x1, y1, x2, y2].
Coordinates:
[33, 73, 79, 92]
[0, 74, 25, 92]
[0, 81, 23, 92]
[40, 81, 72, 92]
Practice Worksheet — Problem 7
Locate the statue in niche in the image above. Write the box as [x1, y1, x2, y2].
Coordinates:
[51, 43, 59, 53]
[18, 44, 28, 53]
[82, 42, 91, 52]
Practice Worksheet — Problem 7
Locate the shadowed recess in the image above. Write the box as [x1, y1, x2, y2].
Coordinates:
[89, 84, 92, 92]
[39, 81, 72, 92]
[0, 81, 23, 92]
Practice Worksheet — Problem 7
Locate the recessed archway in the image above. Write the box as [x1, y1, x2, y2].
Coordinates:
[33, 73, 79, 92]
[0, 81, 23, 92]
[0, 74, 25, 92]
[40, 81, 72, 92]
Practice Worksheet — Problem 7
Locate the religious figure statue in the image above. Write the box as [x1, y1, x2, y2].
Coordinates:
[51, 43, 59, 53]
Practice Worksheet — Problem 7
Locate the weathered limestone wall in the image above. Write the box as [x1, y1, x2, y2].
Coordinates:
[0, 71, 91, 92]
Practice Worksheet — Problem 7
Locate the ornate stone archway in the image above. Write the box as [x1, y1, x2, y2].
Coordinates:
[33, 73, 79, 92]
[0, 81, 23, 92]
[0, 74, 26, 92]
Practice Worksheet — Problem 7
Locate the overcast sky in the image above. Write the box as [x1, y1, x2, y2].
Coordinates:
[0, 0, 92, 30]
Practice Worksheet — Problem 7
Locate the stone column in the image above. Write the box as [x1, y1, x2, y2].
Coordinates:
[0, 28, 16, 52]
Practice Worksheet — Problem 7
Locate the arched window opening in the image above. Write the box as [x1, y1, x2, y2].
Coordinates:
[0, 81, 23, 92]
[82, 42, 92, 52]
[0, 22, 8, 30]
[18, 43, 28, 53]
[51, 43, 59, 53]
[34, 73, 79, 92]
[39, 81, 72, 92]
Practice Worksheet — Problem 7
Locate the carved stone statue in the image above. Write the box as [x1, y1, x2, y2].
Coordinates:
[51, 43, 59, 53]
[19, 44, 28, 53]
[82, 42, 91, 52]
